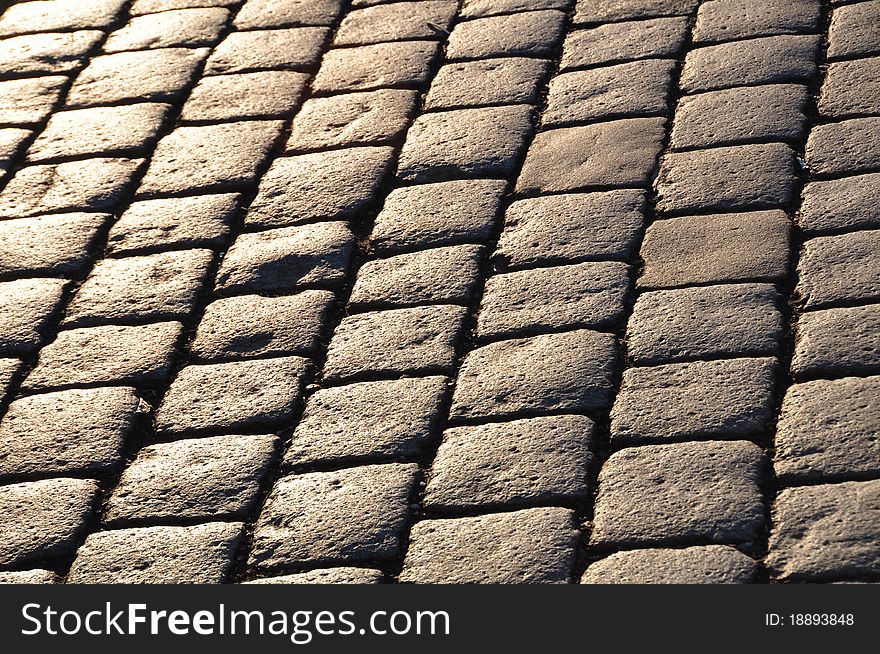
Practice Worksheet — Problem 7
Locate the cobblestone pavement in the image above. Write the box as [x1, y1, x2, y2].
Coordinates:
[0, 0, 877, 585]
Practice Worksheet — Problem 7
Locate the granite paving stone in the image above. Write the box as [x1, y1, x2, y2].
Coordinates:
[400, 507, 578, 584]
[104, 8, 229, 53]
[0, 570, 56, 584]
[424, 415, 596, 511]
[106, 193, 239, 256]
[516, 118, 666, 193]
[67, 523, 244, 583]
[23, 322, 183, 392]
[806, 117, 880, 177]
[397, 106, 533, 183]
[313, 41, 440, 93]
[246, 147, 395, 228]
[155, 356, 310, 435]
[215, 222, 355, 294]
[799, 174, 880, 234]
[424, 58, 551, 110]
[767, 480, 880, 581]
[0, 359, 21, 405]
[591, 441, 767, 548]
[450, 329, 618, 421]
[204, 28, 328, 75]
[477, 261, 630, 340]
[819, 58, 880, 119]
[495, 190, 645, 268]
[322, 305, 467, 382]
[0, 77, 66, 126]
[627, 283, 783, 365]
[0, 0, 127, 36]
[639, 211, 791, 288]
[370, 179, 506, 253]
[572, 0, 697, 25]
[0, 213, 108, 277]
[251, 463, 419, 571]
[336, 1, 457, 46]
[560, 17, 688, 70]
[0, 278, 68, 355]
[797, 231, 880, 309]
[349, 245, 483, 310]
[132, 0, 237, 12]
[581, 546, 760, 584]
[827, 0, 880, 59]
[286, 90, 418, 153]
[0, 387, 140, 482]
[234, 0, 343, 29]
[610, 357, 778, 446]
[106, 434, 279, 524]
[692, 0, 820, 45]
[0, 128, 31, 176]
[0, 477, 98, 569]
[461, 0, 573, 19]
[791, 305, 880, 379]
[246, 568, 383, 584]
[0, 31, 102, 76]
[446, 10, 566, 60]
[182, 71, 310, 122]
[286, 376, 448, 467]
[192, 291, 334, 362]
[775, 376, 880, 483]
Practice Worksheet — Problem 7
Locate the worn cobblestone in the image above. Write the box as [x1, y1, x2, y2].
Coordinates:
[692, 0, 820, 45]
[819, 57, 880, 119]
[582, 546, 760, 584]
[104, 8, 229, 53]
[447, 10, 566, 60]
[204, 28, 328, 75]
[336, 1, 457, 46]
[799, 174, 880, 235]
[424, 58, 551, 110]
[0, 0, 126, 36]
[0, 76, 66, 126]
[560, 17, 688, 70]
[0, 278, 68, 355]
[313, 41, 440, 93]
[182, 71, 310, 122]
[827, 0, 880, 59]
[0, 31, 102, 76]
[797, 231, 880, 308]
[806, 117, 880, 177]
[246, 568, 383, 584]
[792, 305, 880, 379]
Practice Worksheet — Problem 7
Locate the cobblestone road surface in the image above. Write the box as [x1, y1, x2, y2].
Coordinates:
[0, 0, 877, 584]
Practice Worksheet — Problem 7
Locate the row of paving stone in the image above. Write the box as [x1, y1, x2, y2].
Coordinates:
[0, 0, 877, 584]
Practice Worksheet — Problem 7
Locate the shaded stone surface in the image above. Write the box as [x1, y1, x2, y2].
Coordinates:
[0, 278, 68, 356]
[447, 10, 566, 60]
[0, 31, 102, 76]
[104, 7, 229, 52]
[806, 117, 880, 177]
[313, 41, 440, 93]
[792, 305, 880, 379]
[799, 174, 880, 234]
[560, 16, 688, 70]
[425, 58, 551, 110]
[581, 546, 760, 584]
[692, 0, 820, 45]
[827, 1, 880, 59]
[797, 231, 880, 308]
[336, 0, 457, 46]
[819, 57, 880, 119]
[0, 76, 66, 126]
[0, 0, 126, 36]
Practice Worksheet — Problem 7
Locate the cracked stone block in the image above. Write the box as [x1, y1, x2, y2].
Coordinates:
[792, 305, 880, 379]
[246, 147, 394, 229]
[183, 71, 310, 122]
[671, 84, 809, 150]
[104, 8, 228, 53]
[680, 35, 820, 93]
[107, 193, 239, 256]
[251, 463, 419, 571]
[287, 376, 447, 467]
[398, 105, 533, 183]
[204, 27, 328, 75]
[447, 10, 566, 60]
[767, 479, 880, 582]
[517, 118, 665, 193]
[0, 478, 98, 569]
[370, 179, 505, 253]
[215, 222, 354, 294]
[23, 322, 183, 392]
[286, 90, 417, 153]
[138, 121, 284, 197]
[0, 278, 68, 356]
[561, 17, 688, 70]
[477, 261, 630, 341]
[581, 546, 760, 584]
[0, 128, 30, 175]
[0, 213, 108, 277]
[819, 58, 880, 119]
[639, 211, 791, 288]
[798, 231, 880, 309]
[775, 376, 880, 484]
[460, 0, 573, 19]
[451, 329, 617, 421]
[0, 359, 20, 404]
[496, 190, 645, 268]
[67, 48, 208, 107]
[0, 158, 143, 218]
[234, 0, 342, 29]
[592, 441, 766, 548]
[425, 58, 550, 110]
[156, 356, 310, 435]
[573, 0, 696, 25]
[106, 434, 278, 524]
[657, 143, 797, 215]
[0, 31, 102, 76]
[132, 0, 239, 14]
[627, 283, 783, 365]
[0, 570, 57, 584]
[192, 291, 333, 362]
[610, 357, 778, 446]
[0, 0, 126, 36]
[800, 174, 880, 235]
[28, 103, 170, 164]
[400, 507, 578, 584]
[349, 245, 483, 310]
[0, 76, 66, 126]
[828, 0, 880, 59]
[64, 249, 213, 328]
[336, 1, 457, 46]
[0, 387, 140, 482]
[247, 568, 383, 584]
[313, 41, 440, 93]
[544, 59, 675, 127]
[67, 523, 244, 583]
[425, 415, 596, 511]
[693, 0, 820, 45]
[806, 118, 880, 177]
[323, 305, 467, 383]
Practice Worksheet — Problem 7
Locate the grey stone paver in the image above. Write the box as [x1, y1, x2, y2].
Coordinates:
[806, 117, 880, 177]
[132, 0, 238, 13]
[247, 568, 383, 584]
[313, 41, 440, 93]
[104, 8, 229, 53]
[561, 17, 688, 70]
[0, 76, 66, 126]
[581, 546, 760, 584]
[819, 57, 880, 119]
[336, 1, 457, 46]
[799, 174, 880, 235]
[447, 10, 566, 60]
[827, 0, 880, 59]
[792, 304, 880, 379]
[0, 128, 31, 176]
[182, 71, 310, 122]
[0, 278, 68, 356]
[0, 358, 21, 406]
[462, 0, 573, 20]
[205, 28, 328, 75]
[425, 58, 551, 110]
[572, 0, 696, 25]
[0, 31, 103, 76]
[797, 231, 880, 309]
[692, 0, 820, 45]
[0, 0, 126, 36]
[400, 507, 578, 584]
[0, 570, 57, 584]
[233, 0, 343, 29]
